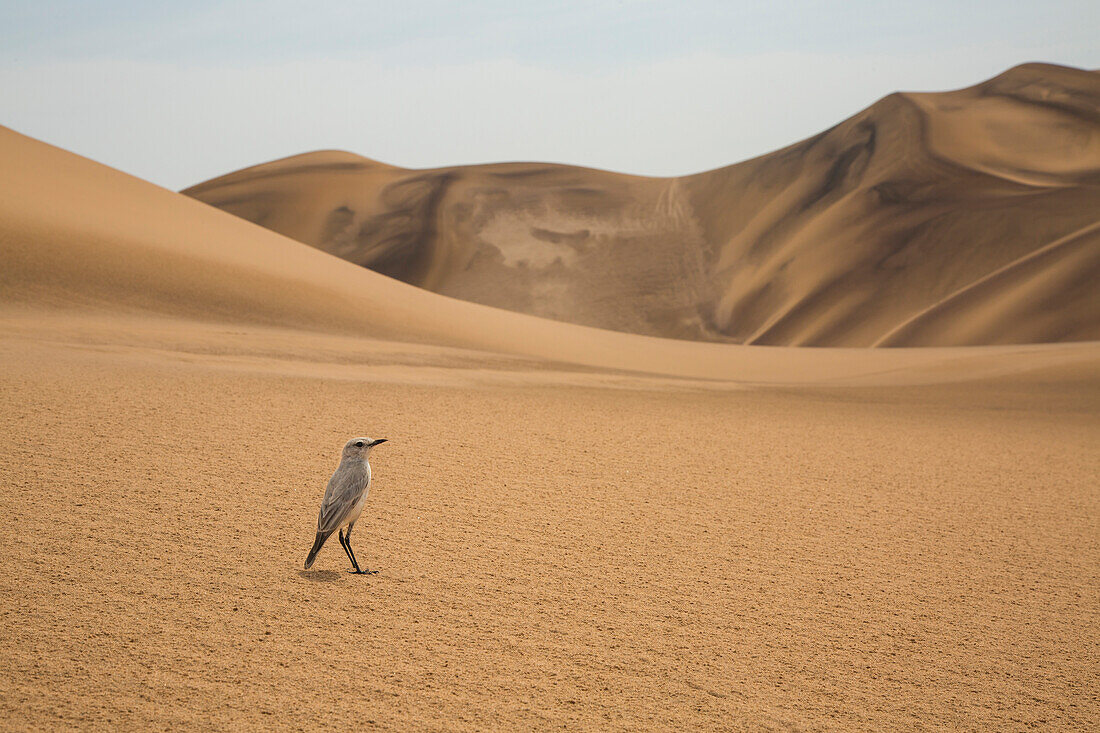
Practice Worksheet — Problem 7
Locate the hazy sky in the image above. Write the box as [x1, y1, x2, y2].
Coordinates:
[1, 1, 1096, 190]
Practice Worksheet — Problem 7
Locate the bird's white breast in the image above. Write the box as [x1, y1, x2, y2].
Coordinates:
[346, 460, 372, 525]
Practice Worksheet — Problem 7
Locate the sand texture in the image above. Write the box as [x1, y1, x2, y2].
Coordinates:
[183, 63, 1100, 347]
[1, 62, 1099, 730]
[2, 323, 1098, 731]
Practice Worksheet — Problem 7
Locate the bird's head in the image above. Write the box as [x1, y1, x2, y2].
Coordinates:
[342, 436, 387, 460]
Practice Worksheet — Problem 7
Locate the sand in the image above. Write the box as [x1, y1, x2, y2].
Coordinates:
[2, 316, 1098, 731]
[1, 88, 1099, 731]
[183, 63, 1100, 347]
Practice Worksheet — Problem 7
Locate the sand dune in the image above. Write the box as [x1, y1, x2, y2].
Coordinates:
[1, 113, 1099, 729]
[6, 124, 1095, 385]
[184, 63, 1100, 347]
[185, 154, 709, 339]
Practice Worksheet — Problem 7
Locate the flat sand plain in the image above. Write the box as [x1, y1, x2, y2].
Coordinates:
[1, 313, 1097, 730]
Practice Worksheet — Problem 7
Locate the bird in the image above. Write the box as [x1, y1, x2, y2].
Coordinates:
[304, 437, 387, 574]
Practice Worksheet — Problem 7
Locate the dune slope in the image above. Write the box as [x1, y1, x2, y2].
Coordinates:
[184, 154, 712, 340]
[5, 124, 1096, 385]
[184, 63, 1100, 347]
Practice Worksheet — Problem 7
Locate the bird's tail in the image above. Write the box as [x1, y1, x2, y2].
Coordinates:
[304, 530, 333, 569]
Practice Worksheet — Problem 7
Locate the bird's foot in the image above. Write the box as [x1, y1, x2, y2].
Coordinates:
[348, 568, 379, 575]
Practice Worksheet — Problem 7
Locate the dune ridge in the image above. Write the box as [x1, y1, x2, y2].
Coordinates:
[184, 63, 1100, 347]
[874, 220, 1100, 346]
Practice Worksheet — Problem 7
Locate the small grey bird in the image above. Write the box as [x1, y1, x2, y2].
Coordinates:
[304, 437, 387, 574]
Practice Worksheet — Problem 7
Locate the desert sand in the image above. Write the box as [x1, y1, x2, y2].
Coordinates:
[183, 63, 1100, 347]
[1, 69, 1099, 733]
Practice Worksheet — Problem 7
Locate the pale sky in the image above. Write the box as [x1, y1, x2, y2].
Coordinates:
[1, 1, 1096, 190]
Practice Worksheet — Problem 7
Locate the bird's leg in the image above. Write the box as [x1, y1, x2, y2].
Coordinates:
[344, 523, 377, 575]
[337, 529, 356, 568]
[339, 526, 363, 574]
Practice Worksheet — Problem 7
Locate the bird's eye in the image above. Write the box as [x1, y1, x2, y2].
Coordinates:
[355, 441, 364, 447]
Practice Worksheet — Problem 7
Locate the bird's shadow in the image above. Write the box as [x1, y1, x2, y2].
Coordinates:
[298, 569, 343, 583]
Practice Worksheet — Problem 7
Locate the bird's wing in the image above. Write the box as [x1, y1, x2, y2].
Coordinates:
[316, 463, 366, 534]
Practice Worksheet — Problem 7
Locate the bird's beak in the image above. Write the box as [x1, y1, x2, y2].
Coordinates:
[370, 439, 387, 447]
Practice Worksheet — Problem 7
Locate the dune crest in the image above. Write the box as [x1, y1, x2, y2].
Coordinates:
[184, 63, 1100, 347]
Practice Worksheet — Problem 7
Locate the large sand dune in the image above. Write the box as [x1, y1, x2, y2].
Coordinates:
[1, 100, 1098, 729]
[184, 63, 1100, 347]
[5, 124, 1094, 385]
